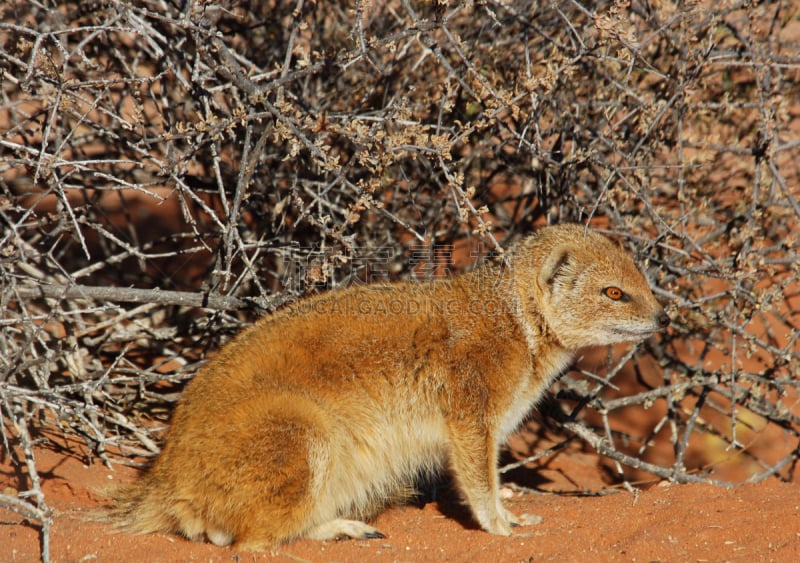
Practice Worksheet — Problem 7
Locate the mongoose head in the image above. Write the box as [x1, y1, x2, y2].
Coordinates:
[512, 224, 670, 350]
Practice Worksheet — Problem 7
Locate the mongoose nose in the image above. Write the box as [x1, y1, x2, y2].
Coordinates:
[657, 311, 670, 328]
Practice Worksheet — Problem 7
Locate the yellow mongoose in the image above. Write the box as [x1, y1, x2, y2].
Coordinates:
[106, 223, 669, 550]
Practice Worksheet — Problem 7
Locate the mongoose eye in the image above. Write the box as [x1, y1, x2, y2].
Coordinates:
[602, 286, 627, 301]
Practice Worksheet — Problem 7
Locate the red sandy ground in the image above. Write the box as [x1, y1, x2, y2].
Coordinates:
[2, 432, 799, 562]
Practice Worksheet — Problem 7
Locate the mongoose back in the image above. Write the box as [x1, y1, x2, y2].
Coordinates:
[106, 223, 669, 551]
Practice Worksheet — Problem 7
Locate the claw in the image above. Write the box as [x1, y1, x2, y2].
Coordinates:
[306, 518, 386, 541]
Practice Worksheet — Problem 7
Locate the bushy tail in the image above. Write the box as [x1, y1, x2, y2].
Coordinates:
[96, 478, 178, 536]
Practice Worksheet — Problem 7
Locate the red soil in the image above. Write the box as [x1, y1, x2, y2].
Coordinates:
[2, 430, 798, 562]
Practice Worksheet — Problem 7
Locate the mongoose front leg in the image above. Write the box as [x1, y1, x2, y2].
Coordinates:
[446, 420, 514, 535]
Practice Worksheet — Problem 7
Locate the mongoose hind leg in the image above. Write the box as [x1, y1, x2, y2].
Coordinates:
[304, 519, 386, 541]
[167, 394, 335, 551]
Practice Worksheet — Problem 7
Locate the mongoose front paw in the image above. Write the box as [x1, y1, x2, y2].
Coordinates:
[482, 512, 513, 536]
[516, 512, 544, 526]
[504, 507, 520, 528]
[504, 507, 544, 528]
[490, 520, 513, 536]
[485, 507, 542, 534]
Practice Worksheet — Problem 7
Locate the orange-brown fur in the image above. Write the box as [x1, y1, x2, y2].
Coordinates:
[105, 224, 669, 551]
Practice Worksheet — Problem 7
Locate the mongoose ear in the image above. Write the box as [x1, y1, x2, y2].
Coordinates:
[538, 246, 572, 288]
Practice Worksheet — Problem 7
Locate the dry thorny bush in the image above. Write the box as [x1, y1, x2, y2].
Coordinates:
[1, 0, 798, 558]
